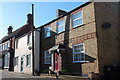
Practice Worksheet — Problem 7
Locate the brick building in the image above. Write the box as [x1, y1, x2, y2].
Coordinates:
[39, 2, 120, 78]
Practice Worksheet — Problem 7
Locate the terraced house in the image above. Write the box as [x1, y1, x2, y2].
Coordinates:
[0, 14, 40, 75]
[39, 2, 120, 79]
[0, 26, 14, 71]
[0, 1, 120, 80]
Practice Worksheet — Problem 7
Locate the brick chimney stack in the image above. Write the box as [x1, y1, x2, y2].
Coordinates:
[8, 26, 13, 34]
[56, 9, 67, 18]
[27, 14, 33, 25]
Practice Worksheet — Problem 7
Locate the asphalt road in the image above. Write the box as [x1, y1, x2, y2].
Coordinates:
[0, 70, 64, 80]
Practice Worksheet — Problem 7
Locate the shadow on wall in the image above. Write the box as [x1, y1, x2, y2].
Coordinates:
[85, 54, 96, 63]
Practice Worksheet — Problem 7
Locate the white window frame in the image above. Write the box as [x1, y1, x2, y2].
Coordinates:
[15, 39, 19, 49]
[14, 57, 18, 66]
[72, 10, 83, 28]
[27, 33, 32, 44]
[57, 19, 65, 33]
[44, 26, 51, 38]
[26, 54, 31, 66]
[73, 43, 85, 63]
[44, 51, 51, 64]
[4, 53, 10, 68]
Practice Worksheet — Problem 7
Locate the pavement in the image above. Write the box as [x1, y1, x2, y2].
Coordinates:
[0, 70, 90, 80]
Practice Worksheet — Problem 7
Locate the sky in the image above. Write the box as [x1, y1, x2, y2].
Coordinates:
[0, 1, 89, 39]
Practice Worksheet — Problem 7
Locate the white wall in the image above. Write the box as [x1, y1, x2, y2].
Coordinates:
[34, 29, 40, 72]
[14, 32, 32, 74]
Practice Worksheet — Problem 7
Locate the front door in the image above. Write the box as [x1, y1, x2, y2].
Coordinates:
[54, 53, 61, 72]
[21, 57, 24, 72]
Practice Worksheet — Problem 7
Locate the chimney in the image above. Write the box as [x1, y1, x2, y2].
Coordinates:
[56, 9, 67, 18]
[27, 14, 33, 25]
[8, 26, 13, 34]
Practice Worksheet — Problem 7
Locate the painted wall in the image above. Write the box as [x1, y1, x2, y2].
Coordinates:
[34, 29, 40, 72]
[14, 32, 32, 74]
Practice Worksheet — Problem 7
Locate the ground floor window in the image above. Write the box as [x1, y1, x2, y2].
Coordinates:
[44, 51, 51, 64]
[73, 43, 85, 63]
[4, 53, 10, 68]
[26, 54, 31, 66]
[14, 57, 18, 66]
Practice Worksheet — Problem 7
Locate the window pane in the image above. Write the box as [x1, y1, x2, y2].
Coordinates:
[73, 43, 85, 62]
[16, 40, 19, 49]
[72, 11, 83, 28]
[26, 54, 31, 66]
[45, 26, 51, 38]
[44, 51, 51, 64]
[57, 19, 65, 33]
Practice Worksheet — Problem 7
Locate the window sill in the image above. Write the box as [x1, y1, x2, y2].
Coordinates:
[72, 24, 84, 29]
[26, 65, 31, 67]
[44, 36, 51, 39]
[4, 67, 9, 69]
[73, 61, 87, 63]
[14, 65, 18, 67]
[44, 63, 51, 65]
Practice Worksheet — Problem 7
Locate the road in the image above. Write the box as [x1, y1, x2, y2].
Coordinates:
[0, 70, 82, 80]
[0, 70, 64, 80]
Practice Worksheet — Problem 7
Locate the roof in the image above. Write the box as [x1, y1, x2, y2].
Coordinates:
[37, 1, 92, 29]
[0, 24, 34, 43]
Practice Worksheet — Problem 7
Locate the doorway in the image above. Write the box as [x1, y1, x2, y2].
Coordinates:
[20, 56, 24, 72]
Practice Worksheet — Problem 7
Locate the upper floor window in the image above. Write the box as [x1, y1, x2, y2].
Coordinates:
[44, 51, 51, 64]
[4, 43, 8, 50]
[72, 11, 83, 28]
[26, 54, 31, 66]
[27, 34, 32, 44]
[15, 39, 19, 49]
[73, 43, 85, 63]
[45, 26, 51, 38]
[57, 19, 65, 33]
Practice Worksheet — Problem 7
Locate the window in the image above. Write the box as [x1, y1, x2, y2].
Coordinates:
[45, 26, 51, 38]
[57, 19, 65, 33]
[15, 39, 19, 49]
[14, 57, 18, 66]
[44, 51, 51, 64]
[27, 34, 32, 44]
[4, 43, 8, 50]
[0, 45, 2, 51]
[72, 11, 83, 28]
[26, 54, 31, 66]
[73, 43, 85, 63]
[4, 53, 10, 68]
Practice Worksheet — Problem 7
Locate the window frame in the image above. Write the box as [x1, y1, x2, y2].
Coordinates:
[71, 10, 83, 28]
[15, 39, 19, 49]
[14, 57, 19, 66]
[27, 33, 32, 45]
[26, 54, 31, 66]
[44, 51, 51, 64]
[72, 43, 85, 63]
[56, 19, 65, 33]
[44, 26, 51, 38]
[4, 53, 10, 68]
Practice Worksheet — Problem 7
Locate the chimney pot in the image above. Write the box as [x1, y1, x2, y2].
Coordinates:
[27, 14, 33, 25]
[8, 26, 13, 34]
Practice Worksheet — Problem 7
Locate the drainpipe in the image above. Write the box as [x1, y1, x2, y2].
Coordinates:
[32, 4, 35, 76]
